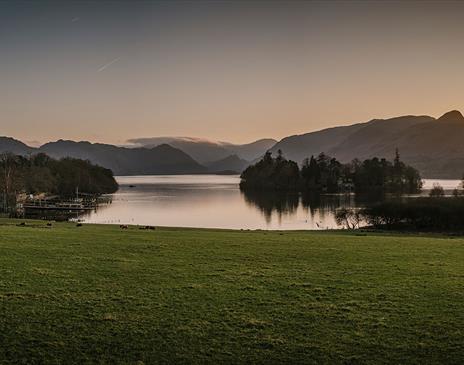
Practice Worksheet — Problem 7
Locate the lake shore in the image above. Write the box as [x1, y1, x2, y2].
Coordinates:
[79, 175, 464, 230]
[1, 218, 463, 364]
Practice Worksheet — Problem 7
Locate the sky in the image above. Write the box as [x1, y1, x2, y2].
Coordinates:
[1, 0, 464, 146]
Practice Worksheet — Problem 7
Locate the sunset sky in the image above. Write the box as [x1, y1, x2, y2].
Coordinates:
[1, 0, 464, 145]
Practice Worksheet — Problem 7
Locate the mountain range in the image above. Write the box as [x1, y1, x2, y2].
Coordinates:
[40, 141, 208, 175]
[1, 110, 464, 178]
[0, 137, 272, 175]
[270, 110, 464, 178]
[126, 137, 277, 164]
[0, 139, 207, 175]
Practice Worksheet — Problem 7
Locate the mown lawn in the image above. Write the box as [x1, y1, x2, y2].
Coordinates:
[0, 219, 463, 364]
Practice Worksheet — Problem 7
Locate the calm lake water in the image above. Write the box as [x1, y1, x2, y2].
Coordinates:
[80, 175, 462, 230]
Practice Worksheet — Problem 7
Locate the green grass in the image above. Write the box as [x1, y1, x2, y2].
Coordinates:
[0, 219, 463, 364]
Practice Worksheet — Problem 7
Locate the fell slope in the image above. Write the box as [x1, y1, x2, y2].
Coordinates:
[270, 111, 464, 177]
[39, 140, 207, 175]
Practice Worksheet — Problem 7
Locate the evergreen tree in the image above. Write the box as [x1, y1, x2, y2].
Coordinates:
[240, 149, 422, 195]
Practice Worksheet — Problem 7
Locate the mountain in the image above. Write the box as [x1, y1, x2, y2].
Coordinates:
[1, 137, 206, 175]
[222, 139, 278, 161]
[127, 137, 276, 164]
[270, 111, 464, 178]
[39, 140, 207, 175]
[3, 110, 464, 178]
[369, 110, 464, 178]
[270, 116, 431, 164]
[328, 115, 434, 162]
[205, 154, 249, 174]
[269, 124, 367, 164]
[0, 136, 34, 155]
[127, 137, 231, 164]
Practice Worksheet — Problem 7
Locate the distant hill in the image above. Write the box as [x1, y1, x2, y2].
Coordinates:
[270, 111, 464, 178]
[222, 139, 278, 162]
[367, 111, 464, 178]
[127, 137, 276, 164]
[328, 115, 434, 162]
[39, 140, 207, 175]
[270, 115, 431, 164]
[3, 110, 464, 178]
[0, 136, 34, 155]
[0, 135, 254, 176]
[0, 138, 207, 175]
[205, 154, 249, 174]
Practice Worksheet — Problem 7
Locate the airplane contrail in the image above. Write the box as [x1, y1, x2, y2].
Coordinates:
[97, 57, 120, 72]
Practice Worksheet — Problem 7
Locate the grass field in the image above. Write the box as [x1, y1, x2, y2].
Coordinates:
[0, 219, 463, 364]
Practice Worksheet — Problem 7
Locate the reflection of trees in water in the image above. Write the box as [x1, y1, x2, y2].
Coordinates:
[241, 190, 299, 224]
[301, 192, 357, 221]
[242, 190, 360, 225]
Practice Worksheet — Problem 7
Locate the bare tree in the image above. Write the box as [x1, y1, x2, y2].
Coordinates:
[335, 208, 363, 229]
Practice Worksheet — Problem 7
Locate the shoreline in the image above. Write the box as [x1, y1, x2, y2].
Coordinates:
[2, 218, 464, 238]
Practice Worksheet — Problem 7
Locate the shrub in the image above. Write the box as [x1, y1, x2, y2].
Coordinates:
[429, 184, 445, 198]
[362, 197, 464, 231]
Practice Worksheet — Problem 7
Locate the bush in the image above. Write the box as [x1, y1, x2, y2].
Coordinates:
[429, 184, 445, 197]
[335, 208, 363, 229]
[362, 197, 464, 231]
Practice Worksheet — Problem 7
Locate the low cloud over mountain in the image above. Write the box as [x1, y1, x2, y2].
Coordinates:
[127, 137, 276, 165]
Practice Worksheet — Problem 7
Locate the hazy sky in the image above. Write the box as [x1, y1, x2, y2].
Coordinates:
[1, 1, 464, 145]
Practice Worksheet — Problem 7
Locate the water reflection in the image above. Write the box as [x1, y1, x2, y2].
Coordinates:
[242, 190, 299, 224]
[71, 175, 461, 230]
[242, 190, 357, 227]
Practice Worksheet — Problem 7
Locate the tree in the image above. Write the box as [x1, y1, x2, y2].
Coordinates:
[352, 151, 422, 194]
[301, 156, 320, 189]
[0, 152, 118, 213]
[335, 208, 363, 229]
[429, 183, 445, 198]
[240, 151, 300, 191]
[0, 153, 24, 212]
[241, 149, 422, 195]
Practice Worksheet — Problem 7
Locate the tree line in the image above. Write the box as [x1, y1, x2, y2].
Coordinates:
[335, 177, 464, 231]
[240, 149, 422, 195]
[339, 196, 464, 231]
[0, 153, 118, 212]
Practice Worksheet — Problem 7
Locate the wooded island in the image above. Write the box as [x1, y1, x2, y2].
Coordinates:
[240, 150, 422, 195]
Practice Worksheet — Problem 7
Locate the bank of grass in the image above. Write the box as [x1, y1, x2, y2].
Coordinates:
[0, 219, 463, 364]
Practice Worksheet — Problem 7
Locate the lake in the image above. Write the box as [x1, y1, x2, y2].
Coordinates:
[80, 175, 462, 230]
